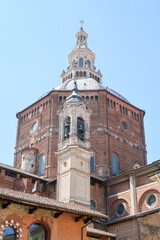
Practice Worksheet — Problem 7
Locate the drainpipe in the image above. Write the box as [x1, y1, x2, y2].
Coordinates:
[81, 219, 94, 240]
[136, 219, 141, 240]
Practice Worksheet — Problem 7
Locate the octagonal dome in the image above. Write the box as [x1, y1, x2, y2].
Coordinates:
[55, 78, 105, 91]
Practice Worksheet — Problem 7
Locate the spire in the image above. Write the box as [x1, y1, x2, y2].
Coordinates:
[73, 79, 78, 94]
[64, 80, 84, 104]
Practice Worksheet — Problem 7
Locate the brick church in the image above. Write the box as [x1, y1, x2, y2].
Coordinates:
[0, 27, 160, 240]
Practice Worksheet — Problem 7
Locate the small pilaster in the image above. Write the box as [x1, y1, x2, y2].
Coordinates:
[129, 175, 137, 215]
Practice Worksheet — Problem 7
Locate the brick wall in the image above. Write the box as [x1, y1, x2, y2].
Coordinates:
[14, 89, 146, 179]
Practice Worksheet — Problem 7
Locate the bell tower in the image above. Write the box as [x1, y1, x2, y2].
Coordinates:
[56, 81, 93, 207]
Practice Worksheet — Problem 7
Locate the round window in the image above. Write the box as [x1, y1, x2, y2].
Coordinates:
[32, 122, 38, 131]
[147, 194, 156, 207]
[117, 203, 125, 216]
[121, 121, 127, 130]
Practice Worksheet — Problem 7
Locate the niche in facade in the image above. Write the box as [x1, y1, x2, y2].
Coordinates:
[21, 148, 37, 174]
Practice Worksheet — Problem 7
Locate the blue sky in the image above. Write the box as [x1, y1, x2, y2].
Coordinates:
[0, 0, 159, 166]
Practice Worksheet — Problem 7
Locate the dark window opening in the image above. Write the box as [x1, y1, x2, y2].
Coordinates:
[5, 171, 16, 178]
[117, 203, 125, 216]
[121, 121, 128, 130]
[79, 58, 83, 67]
[39, 154, 45, 176]
[147, 195, 156, 206]
[28, 224, 46, 240]
[90, 156, 95, 172]
[86, 96, 89, 104]
[90, 200, 96, 210]
[113, 101, 116, 109]
[32, 179, 36, 184]
[64, 117, 70, 140]
[59, 96, 62, 104]
[95, 96, 98, 104]
[111, 153, 119, 175]
[77, 117, 85, 141]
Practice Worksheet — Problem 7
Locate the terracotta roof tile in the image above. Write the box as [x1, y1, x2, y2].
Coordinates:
[87, 227, 116, 238]
[0, 188, 108, 220]
[0, 163, 49, 181]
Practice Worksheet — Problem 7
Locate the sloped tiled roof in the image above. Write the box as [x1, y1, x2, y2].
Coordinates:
[87, 227, 116, 238]
[0, 188, 108, 220]
[0, 163, 49, 181]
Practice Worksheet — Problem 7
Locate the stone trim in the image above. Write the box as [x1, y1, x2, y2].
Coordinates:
[136, 181, 157, 190]
[108, 189, 130, 198]
[0, 220, 22, 240]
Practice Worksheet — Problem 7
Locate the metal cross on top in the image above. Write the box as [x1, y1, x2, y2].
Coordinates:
[80, 20, 84, 30]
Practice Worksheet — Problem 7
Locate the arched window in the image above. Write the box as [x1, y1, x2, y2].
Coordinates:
[79, 58, 83, 67]
[3, 226, 16, 239]
[64, 117, 70, 140]
[32, 122, 38, 131]
[83, 71, 86, 77]
[90, 96, 94, 104]
[86, 96, 89, 104]
[90, 156, 95, 172]
[28, 223, 46, 240]
[95, 96, 98, 104]
[77, 117, 85, 141]
[59, 96, 62, 104]
[87, 60, 91, 68]
[90, 200, 96, 210]
[39, 154, 45, 176]
[111, 153, 119, 175]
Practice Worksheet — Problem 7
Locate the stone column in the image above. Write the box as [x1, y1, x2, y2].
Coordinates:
[71, 109, 77, 136]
